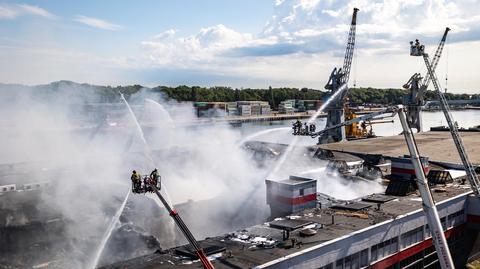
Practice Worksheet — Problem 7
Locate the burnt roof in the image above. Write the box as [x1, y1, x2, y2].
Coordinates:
[101, 183, 471, 269]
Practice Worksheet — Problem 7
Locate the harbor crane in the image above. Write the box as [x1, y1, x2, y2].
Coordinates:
[410, 38, 480, 197]
[403, 27, 450, 132]
[309, 105, 455, 269]
[319, 7, 358, 144]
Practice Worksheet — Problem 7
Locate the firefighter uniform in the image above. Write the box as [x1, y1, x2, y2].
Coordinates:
[131, 170, 141, 192]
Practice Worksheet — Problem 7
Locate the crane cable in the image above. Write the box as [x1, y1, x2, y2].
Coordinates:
[353, 40, 358, 89]
[445, 40, 449, 93]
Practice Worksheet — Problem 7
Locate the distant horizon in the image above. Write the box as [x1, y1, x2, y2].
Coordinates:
[2, 80, 479, 95]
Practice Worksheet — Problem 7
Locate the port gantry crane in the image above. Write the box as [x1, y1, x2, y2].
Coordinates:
[403, 27, 450, 132]
[319, 7, 358, 144]
[309, 105, 455, 269]
[410, 37, 480, 197]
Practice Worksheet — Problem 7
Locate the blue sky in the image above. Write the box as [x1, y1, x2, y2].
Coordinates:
[1, 0, 480, 93]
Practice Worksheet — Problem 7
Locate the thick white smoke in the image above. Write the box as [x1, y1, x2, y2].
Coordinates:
[0, 83, 139, 268]
[0, 82, 385, 268]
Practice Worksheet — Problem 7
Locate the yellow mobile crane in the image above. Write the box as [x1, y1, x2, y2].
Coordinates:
[344, 105, 393, 139]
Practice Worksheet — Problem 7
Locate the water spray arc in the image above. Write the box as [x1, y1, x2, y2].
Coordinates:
[90, 190, 131, 269]
[89, 94, 179, 268]
[319, 7, 359, 144]
[120, 94, 175, 210]
[237, 127, 291, 146]
[145, 98, 175, 125]
[266, 7, 358, 178]
[121, 94, 155, 168]
[121, 95, 214, 268]
[268, 84, 347, 178]
[298, 104, 455, 269]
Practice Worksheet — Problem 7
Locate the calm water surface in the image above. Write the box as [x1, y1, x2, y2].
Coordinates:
[238, 110, 480, 145]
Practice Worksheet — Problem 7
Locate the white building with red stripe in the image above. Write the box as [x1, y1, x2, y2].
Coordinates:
[266, 176, 317, 218]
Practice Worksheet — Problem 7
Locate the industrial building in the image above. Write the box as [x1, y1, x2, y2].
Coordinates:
[193, 100, 325, 118]
[102, 172, 479, 269]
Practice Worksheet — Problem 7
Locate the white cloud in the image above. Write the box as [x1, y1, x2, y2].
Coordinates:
[2, 0, 478, 92]
[321, 9, 341, 17]
[153, 29, 177, 40]
[262, 0, 480, 51]
[0, 5, 17, 19]
[141, 24, 254, 68]
[74, 15, 123, 31]
[135, 0, 480, 91]
[0, 3, 54, 19]
[18, 4, 54, 18]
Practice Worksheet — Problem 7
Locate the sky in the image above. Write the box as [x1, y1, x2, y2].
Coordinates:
[0, 0, 479, 93]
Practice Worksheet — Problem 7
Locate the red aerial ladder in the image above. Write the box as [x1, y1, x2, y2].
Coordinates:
[151, 186, 214, 269]
[134, 178, 215, 269]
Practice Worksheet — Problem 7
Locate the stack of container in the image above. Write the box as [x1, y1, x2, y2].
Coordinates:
[279, 100, 295, 114]
[250, 103, 261, 115]
[297, 100, 306, 112]
[304, 100, 323, 111]
[195, 101, 272, 117]
[261, 104, 271, 115]
[236, 101, 271, 115]
[194, 102, 227, 117]
[194, 102, 209, 117]
[227, 102, 238, 116]
[239, 105, 251, 116]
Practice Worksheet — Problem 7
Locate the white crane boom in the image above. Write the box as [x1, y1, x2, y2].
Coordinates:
[307, 105, 455, 268]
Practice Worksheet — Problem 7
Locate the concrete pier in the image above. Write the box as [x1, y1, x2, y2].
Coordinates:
[315, 131, 480, 167]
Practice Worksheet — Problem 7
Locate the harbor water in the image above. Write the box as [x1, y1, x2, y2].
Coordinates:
[238, 110, 480, 145]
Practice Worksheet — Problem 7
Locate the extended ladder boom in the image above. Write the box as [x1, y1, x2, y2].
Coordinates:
[421, 53, 480, 195]
[421, 27, 450, 90]
[151, 186, 215, 269]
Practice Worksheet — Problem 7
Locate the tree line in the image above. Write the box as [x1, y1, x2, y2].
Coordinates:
[152, 85, 480, 107]
[16, 81, 478, 106]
